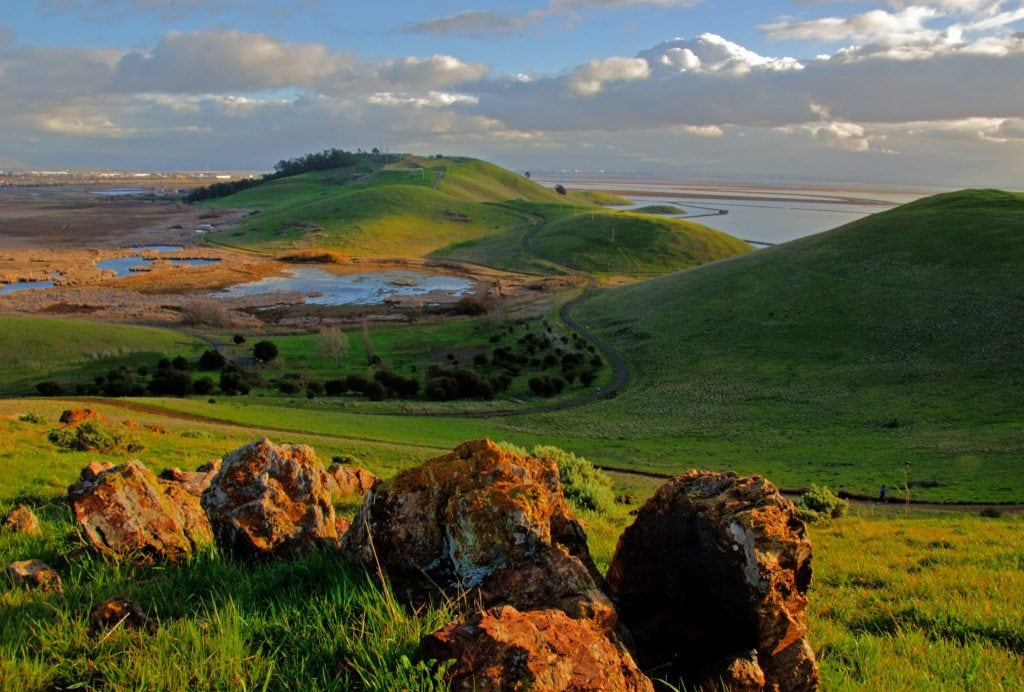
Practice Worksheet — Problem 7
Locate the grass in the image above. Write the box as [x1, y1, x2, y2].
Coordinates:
[528, 210, 753, 277]
[568, 190, 634, 206]
[0, 317, 206, 396]
[203, 157, 565, 257]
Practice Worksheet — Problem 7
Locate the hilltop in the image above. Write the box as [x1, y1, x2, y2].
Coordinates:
[200, 155, 751, 276]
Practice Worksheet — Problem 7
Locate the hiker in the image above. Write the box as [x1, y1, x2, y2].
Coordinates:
[878, 485, 887, 503]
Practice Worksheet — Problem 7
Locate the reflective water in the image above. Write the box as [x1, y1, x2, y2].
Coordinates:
[96, 257, 153, 276]
[0, 280, 55, 295]
[219, 268, 473, 305]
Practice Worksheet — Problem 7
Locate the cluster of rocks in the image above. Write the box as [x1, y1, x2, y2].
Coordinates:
[4, 428, 818, 690]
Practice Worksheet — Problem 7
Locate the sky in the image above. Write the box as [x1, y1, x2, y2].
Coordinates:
[2, 1, 1023, 187]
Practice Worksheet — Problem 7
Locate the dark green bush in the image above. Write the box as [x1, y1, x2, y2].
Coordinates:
[199, 349, 227, 370]
[35, 381, 65, 396]
[47, 421, 141, 454]
[797, 484, 849, 524]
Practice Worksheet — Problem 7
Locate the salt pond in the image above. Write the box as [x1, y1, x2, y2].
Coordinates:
[96, 255, 221, 277]
[0, 280, 56, 295]
[218, 267, 473, 306]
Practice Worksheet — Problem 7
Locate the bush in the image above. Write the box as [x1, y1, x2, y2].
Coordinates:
[528, 375, 565, 397]
[374, 370, 420, 398]
[198, 349, 228, 370]
[533, 445, 616, 514]
[35, 381, 65, 396]
[148, 368, 192, 396]
[253, 340, 279, 363]
[219, 370, 251, 395]
[47, 421, 141, 454]
[278, 380, 302, 395]
[797, 484, 849, 524]
[233, 334, 246, 345]
[324, 379, 346, 396]
[102, 367, 142, 397]
[425, 367, 493, 400]
[306, 381, 325, 398]
[171, 355, 190, 371]
[364, 381, 387, 401]
[193, 377, 216, 395]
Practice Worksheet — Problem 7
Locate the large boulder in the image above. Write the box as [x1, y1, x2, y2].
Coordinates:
[6, 559, 62, 593]
[160, 459, 222, 497]
[68, 459, 213, 561]
[3, 505, 41, 536]
[423, 605, 653, 691]
[59, 408, 108, 426]
[201, 439, 337, 559]
[341, 439, 612, 628]
[606, 471, 818, 691]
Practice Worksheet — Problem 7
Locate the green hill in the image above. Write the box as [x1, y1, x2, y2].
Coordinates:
[204, 157, 566, 256]
[529, 211, 752, 276]
[541, 189, 1024, 500]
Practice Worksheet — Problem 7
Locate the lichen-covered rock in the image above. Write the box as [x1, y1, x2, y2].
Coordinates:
[58, 408, 108, 426]
[341, 439, 610, 627]
[159, 459, 222, 497]
[201, 439, 337, 559]
[68, 459, 213, 561]
[3, 505, 41, 536]
[607, 471, 818, 691]
[327, 463, 378, 498]
[90, 596, 153, 633]
[6, 559, 62, 593]
[423, 605, 653, 691]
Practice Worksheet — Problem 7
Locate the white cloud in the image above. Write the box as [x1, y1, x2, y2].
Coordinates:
[568, 57, 651, 95]
[761, 7, 943, 43]
[640, 34, 804, 74]
[374, 55, 489, 88]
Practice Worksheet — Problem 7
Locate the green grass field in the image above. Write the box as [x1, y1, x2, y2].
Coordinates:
[0, 317, 206, 396]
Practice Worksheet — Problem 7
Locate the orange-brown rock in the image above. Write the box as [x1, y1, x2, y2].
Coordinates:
[90, 596, 153, 633]
[159, 459, 222, 497]
[201, 439, 337, 559]
[607, 471, 818, 692]
[6, 559, 62, 593]
[341, 439, 610, 627]
[423, 605, 653, 691]
[327, 463, 378, 498]
[68, 459, 213, 561]
[59, 408, 108, 426]
[3, 505, 41, 536]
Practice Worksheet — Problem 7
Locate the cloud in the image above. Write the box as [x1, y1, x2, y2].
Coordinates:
[406, 0, 703, 38]
[373, 55, 489, 88]
[761, 7, 943, 43]
[113, 30, 350, 93]
[405, 11, 531, 39]
[0, 26, 13, 48]
[639, 34, 804, 74]
[568, 57, 651, 95]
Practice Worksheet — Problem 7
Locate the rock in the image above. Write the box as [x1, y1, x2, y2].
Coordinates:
[59, 408, 108, 426]
[606, 471, 818, 691]
[201, 439, 337, 559]
[423, 605, 653, 691]
[335, 516, 352, 537]
[3, 505, 41, 536]
[90, 596, 153, 633]
[68, 459, 213, 561]
[6, 559, 62, 593]
[327, 463, 378, 498]
[341, 439, 611, 627]
[159, 459, 222, 497]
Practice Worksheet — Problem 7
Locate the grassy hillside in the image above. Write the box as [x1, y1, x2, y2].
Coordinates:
[203, 157, 565, 257]
[0, 317, 205, 395]
[529, 210, 753, 277]
[546, 189, 1024, 500]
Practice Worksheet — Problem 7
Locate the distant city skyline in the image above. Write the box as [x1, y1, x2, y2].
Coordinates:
[2, 1, 1023, 187]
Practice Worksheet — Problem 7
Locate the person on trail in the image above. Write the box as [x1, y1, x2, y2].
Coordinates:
[878, 485, 887, 502]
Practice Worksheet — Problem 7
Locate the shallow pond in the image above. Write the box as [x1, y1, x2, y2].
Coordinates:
[0, 280, 56, 295]
[96, 255, 221, 276]
[218, 267, 474, 305]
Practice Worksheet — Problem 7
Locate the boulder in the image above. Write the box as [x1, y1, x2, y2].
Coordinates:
[327, 463, 378, 498]
[423, 605, 653, 691]
[3, 505, 41, 536]
[159, 458, 222, 497]
[201, 438, 337, 559]
[90, 596, 153, 633]
[6, 559, 62, 593]
[606, 471, 818, 691]
[341, 439, 611, 628]
[68, 459, 213, 561]
[59, 408, 108, 426]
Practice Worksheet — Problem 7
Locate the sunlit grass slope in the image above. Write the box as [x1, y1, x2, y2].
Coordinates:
[535, 189, 1024, 501]
[204, 157, 566, 256]
[0, 317, 205, 396]
[529, 210, 753, 276]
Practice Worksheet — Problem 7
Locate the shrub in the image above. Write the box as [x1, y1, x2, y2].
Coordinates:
[148, 368, 192, 396]
[980, 507, 1004, 518]
[451, 295, 490, 316]
[324, 379, 346, 396]
[425, 367, 494, 401]
[233, 334, 246, 345]
[579, 371, 597, 387]
[797, 484, 849, 524]
[193, 377, 216, 395]
[278, 380, 302, 395]
[171, 355, 190, 371]
[102, 367, 141, 397]
[219, 370, 251, 395]
[528, 375, 565, 397]
[47, 421, 141, 454]
[533, 445, 615, 514]
[18, 413, 44, 424]
[344, 374, 371, 395]
[364, 381, 387, 401]
[198, 349, 228, 370]
[253, 340, 279, 363]
[35, 381, 65, 396]
[306, 381, 325, 398]
[374, 370, 420, 398]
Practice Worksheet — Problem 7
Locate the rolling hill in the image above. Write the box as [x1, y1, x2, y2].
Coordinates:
[535, 189, 1024, 499]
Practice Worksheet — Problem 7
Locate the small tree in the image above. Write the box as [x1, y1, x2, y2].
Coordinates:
[554, 184, 567, 195]
[253, 340, 279, 364]
[232, 334, 246, 345]
[317, 326, 349, 366]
